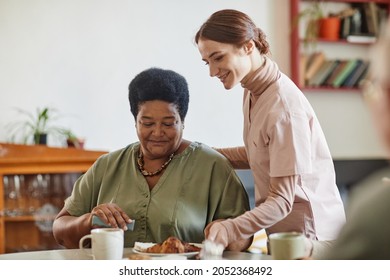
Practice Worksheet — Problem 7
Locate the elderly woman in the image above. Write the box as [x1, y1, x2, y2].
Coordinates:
[53, 68, 252, 251]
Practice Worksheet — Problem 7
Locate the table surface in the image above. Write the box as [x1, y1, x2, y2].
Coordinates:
[0, 248, 271, 260]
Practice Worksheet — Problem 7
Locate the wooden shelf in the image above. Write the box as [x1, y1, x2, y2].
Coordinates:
[0, 143, 107, 254]
[290, 0, 390, 90]
[0, 143, 107, 174]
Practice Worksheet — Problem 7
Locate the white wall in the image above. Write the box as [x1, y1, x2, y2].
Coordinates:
[0, 0, 385, 159]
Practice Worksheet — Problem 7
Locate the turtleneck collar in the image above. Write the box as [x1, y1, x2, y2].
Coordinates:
[240, 56, 281, 97]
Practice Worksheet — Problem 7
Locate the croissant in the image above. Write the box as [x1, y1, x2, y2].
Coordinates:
[145, 236, 201, 253]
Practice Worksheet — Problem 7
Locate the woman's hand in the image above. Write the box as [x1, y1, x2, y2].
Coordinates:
[91, 203, 132, 231]
[205, 219, 253, 252]
[204, 220, 229, 249]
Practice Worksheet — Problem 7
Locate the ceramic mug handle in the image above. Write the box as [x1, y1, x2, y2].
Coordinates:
[79, 234, 95, 259]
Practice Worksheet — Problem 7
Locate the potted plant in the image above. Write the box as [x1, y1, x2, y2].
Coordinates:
[62, 129, 85, 149]
[294, 1, 342, 49]
[6, 107, 64, 145]
[318, 14, 341, 41]
[295, 1, 324, 47]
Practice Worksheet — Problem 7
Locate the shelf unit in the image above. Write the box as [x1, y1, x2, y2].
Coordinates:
[290, 0, 390, 91]
[0, 143, 107, 254]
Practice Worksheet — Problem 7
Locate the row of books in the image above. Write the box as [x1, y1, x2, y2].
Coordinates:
[301, 52, 369, 88]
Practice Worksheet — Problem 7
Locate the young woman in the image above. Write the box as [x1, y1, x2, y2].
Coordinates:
[195, 9, 346, 258]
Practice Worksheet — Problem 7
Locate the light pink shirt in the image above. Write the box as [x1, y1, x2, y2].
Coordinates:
[219, 58, 346, 241]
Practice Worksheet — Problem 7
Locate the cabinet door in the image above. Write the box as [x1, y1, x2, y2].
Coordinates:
[1, 173, 81, 253]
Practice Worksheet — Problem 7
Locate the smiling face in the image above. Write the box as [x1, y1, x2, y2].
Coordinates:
[197, 39, 253, 90]
[136, 100, 183, 160]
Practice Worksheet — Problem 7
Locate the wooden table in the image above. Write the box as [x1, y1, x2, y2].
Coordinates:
[0, 247, 271, 260]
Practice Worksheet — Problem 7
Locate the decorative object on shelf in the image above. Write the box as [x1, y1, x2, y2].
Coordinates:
[319, 15, 341, 41]
[62, 129, 85, 149]
[293, 0, 325, 50]
[6, 107, 84, 147]
[6, 107, 63, 145]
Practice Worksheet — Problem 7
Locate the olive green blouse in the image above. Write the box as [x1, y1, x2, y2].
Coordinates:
[65, 142, 250, 247]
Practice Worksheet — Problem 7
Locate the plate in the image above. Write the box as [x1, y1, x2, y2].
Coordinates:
[132, 242, 202, 257]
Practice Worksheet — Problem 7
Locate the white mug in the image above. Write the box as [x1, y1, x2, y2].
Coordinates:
[79, 228, 124, 260]
[269, 232, 305, 260]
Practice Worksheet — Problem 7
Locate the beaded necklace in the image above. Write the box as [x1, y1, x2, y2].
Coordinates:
[137, 150, 175, 177]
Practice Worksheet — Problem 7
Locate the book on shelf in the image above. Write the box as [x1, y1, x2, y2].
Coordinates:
[308, 60, 334, 87]
[363, 2, 379, 36]
[346, 34, 376, 43]
[317, 60, 341, 87]
[343, 61, 370, 88]
[339, 15, 351, 39]
[356, 67, 369, 88]
[304, 52, 325, 85]
[340, 59, 364, 87]
[321, 60, 347, 87]
[339, 7, 360, 39]
[299, 53, 307, 87]
[332, 59, 360, 88]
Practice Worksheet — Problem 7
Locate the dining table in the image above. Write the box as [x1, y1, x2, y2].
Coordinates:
[0, 247, 271, 260]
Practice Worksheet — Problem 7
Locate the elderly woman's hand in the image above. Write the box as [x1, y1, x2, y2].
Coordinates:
[91, 203, 132, 231]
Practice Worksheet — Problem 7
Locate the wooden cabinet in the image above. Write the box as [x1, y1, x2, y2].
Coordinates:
[290, 0, 390, 91]
[0, 143, 107, 254]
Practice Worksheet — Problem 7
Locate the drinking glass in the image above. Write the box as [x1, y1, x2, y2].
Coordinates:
[3, 175, 22, 216]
